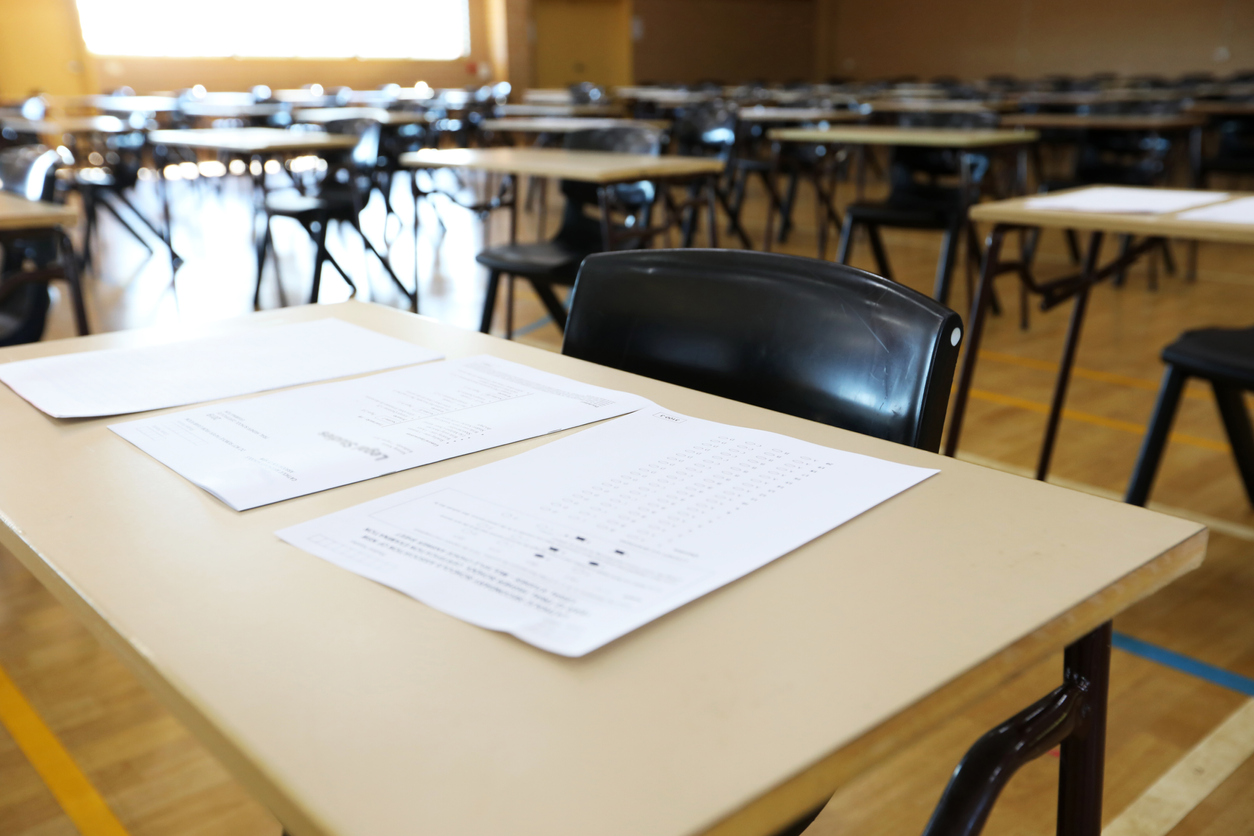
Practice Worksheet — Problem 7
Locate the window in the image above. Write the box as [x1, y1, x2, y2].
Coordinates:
[75, 0, 470, 60]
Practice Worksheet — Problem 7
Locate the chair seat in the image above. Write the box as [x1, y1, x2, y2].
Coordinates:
[844, 200, 954, 229]
[475, 241, 592, 280]
[1163, 326, 1254, 386]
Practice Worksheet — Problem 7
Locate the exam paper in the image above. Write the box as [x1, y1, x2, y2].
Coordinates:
[0, 319, 443, 418]
[1024, 187, 1228, 215]
[110, 356, 654, 510]
[1176, 196, 1254, 225]
[278, 409, 938, 657]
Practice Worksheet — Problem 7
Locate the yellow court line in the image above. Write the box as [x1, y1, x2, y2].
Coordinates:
[968, 388, 1230, 454]
[977, 350, 1210, 401]
[0, 661, 131, 836]
[1103, 698, 1254, 836]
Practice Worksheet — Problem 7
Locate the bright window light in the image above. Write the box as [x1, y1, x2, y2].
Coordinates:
[76, 0, 470, 60]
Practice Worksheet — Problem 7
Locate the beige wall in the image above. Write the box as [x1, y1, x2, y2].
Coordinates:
[829, 0, 1254, 81]
[0, 0, 94, 98]
[632, 0, 815, 84]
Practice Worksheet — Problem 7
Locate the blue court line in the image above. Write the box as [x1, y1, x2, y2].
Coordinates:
[1113, 632, 1254, 697]
[512, 315, 554, 338]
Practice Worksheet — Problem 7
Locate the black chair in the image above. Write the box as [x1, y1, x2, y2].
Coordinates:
[0, 146, 88, 345]
[476, 125, 663, 337]
[835, 111, 995, 306]
[254, 121, 415, 310]
[1125, 325, 1254, 507]
[1200, 114, 1254, 185]
[669, 102, 753, 248]
[562, 249, 963, 452]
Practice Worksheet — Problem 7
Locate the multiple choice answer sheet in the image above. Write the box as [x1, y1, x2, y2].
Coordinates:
[110, 356, 654, 510]
[0, 318, 442, 418]
[1024, 187, 1228, 214]
[277, 409, 938, 657]
[1177, 196, 1254, 225]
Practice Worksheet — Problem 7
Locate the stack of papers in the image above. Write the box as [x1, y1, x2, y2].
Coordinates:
[1177, 196, 1254, 225]
[278, 408, 938, 656]
[111, 356, 654, 510]
[1024, 187, 1229, 215]
[0, 319, 442, 418]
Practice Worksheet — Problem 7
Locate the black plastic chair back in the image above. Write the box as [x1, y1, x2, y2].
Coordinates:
[562, 249, 964, 451]
[672, 102, 737, 158]
[0, 145, 60, 202]
[568, 82, 606, 104]
[559, 126, 662, 215]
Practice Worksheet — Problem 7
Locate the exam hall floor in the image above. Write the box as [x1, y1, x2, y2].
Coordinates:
[4, 168, 1254, 836]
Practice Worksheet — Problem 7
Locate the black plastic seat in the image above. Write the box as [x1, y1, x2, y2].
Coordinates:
[255, 121, 415, 310]
[562, 249, 963, 451]
[836, 111, 995, 306]
[475, 125, 663, 337]
[1126, 325, 1254, 507]
[0, 145, 88, 345]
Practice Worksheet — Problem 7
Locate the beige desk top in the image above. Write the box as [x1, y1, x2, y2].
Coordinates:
[179, 102, 290, 119]
[522, 88, 578, 105]
[497, 103, 625, 118]
[770, 125, 1039, 148]
[865, 99, 1005, 114]
[1186, 101, 1254, 116]
[292, 107, 430, 126]
[1000, 113, 1205, 131]
[0, 301, 1204, 836]
[480, 117, 667, 134]
[148, 128, 358, 154]
[51, 94, 179, 113]
[735, 107, 862, 123]
[3, 115, 128, 135]
[0, 192, 78, 230]
[970, 186, 1254, 245]
[399, 147, 723, 183]
[613, 87, 717, 105]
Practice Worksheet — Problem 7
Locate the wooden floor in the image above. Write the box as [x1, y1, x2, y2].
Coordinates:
[5, 160, 1254, 836]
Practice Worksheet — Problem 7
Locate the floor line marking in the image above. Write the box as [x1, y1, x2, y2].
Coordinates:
[0, 661, 131, 836]
[954, 451, 1254, 543]
[977, 350, 1209, 401]
[967, 388, 1230, 453]
[1102, 698, 1254, 836]
[1113, 633, 1254, 697]
[513, 314, 554, 338]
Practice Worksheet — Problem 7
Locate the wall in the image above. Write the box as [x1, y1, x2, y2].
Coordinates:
[0, 0, 94, 98]
[828, 0, 1254, 81]
[632, 0, 815, 85]
[533, 0, 633, 88]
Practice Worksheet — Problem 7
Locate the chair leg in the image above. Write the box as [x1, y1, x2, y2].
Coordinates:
[308, 216, 331, 304]
[777, 169, 800, 243]
[349, 217, 416, 312]
[479, 270, 501, 333]
[1124, 365, 1188, 506]
[934, 222, 962, 305]
[866, 224, 894, 281]
[55, 229, 90, 336]
[529, 280, 569, 331]
[1113, 235, 1133, 287]
[254, 216, 272, 311]
[1213, 382, 1254, 508]
[834, 214, 856, 264]
[98, 196, 155, 256]
[1065, 229, 1082, 264]
[1160, 238, 1177, 276]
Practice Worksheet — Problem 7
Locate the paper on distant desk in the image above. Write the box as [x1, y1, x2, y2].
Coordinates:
[1177, 196, 1254, 225]
[278, 409, 938, 657]
[110, 356, 653, 510]
[1024, 187, 1228, 214]
[0, 319, 442, 418]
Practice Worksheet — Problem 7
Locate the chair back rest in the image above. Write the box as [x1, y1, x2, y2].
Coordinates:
[672, 102, 736, 156]
[568, 82, 606, 104]
[562, 250, 964, 451]
[559, 126, 663, 210]
[0, 145, 60, 202]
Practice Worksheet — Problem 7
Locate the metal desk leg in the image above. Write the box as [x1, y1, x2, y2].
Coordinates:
[1035, 232, 1104, 482]
[1058, 622, 1112, 836]
[704, 176, 720, 248]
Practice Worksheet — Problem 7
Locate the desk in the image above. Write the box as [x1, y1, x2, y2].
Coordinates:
[0, 192, 86, 334]
[767, 126, 1038, 283]
[2, 115, 130, 137]
[50, 95, 179, 114]
[864, 99, 1005, 115]
[178, 102, 290, 122]
[480, 117, 667, 135]
[945, 186, 1254, 479]
[496, 103, 625, 118]
[0, 301, 1205, 836]
[292, 107, 430, 126]
[735, 107, 861, 124]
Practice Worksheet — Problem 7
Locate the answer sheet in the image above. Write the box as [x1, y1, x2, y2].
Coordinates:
[111, 356, 654, 510]
[1024, 187, 1228, 215]
[1177, 196, 1254, 225]
[278, 408, 939, 657]
[0, 318, 443, 418]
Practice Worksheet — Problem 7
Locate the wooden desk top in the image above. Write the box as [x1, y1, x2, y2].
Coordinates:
[1186, 100, 1254, 116]
[148, 128, 358, 154]
[480, 117, 668, 134]
[0, 192, 77, 230]
[522, 88, 578, 105]
[613, 87, 717, 105]
[735, 107, 862, 123]
[769, 125, 1039, 148]
[3, 115, 128, 135]
[865, 99, 1004, 114]
[970, 186, 1254, 244]
[399, 147, 723, 183]
[496, 103, 625, 118]
[0, 301, 1204, 836]
[292, 107, 430, 126]
[1000, 113, 1205, 131]
[179, 102, 290, 119]
[52, 94, 179, 113]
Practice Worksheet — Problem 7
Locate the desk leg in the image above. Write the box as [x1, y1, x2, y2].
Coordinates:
[943, 225, 1008, 458]
[1036, 232, 1104, 482]
[705, 176, 720, 248]
[1058, 621, 1111, 836]
[56, 229, 90, 336]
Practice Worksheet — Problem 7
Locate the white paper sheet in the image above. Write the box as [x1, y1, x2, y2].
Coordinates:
[110, 356, 654, 510]
[278, 408, 938, 657]
[1024, 187, 1229, 215]
[0, 319, 443, 418]
[1176, 196, 1254, 225]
